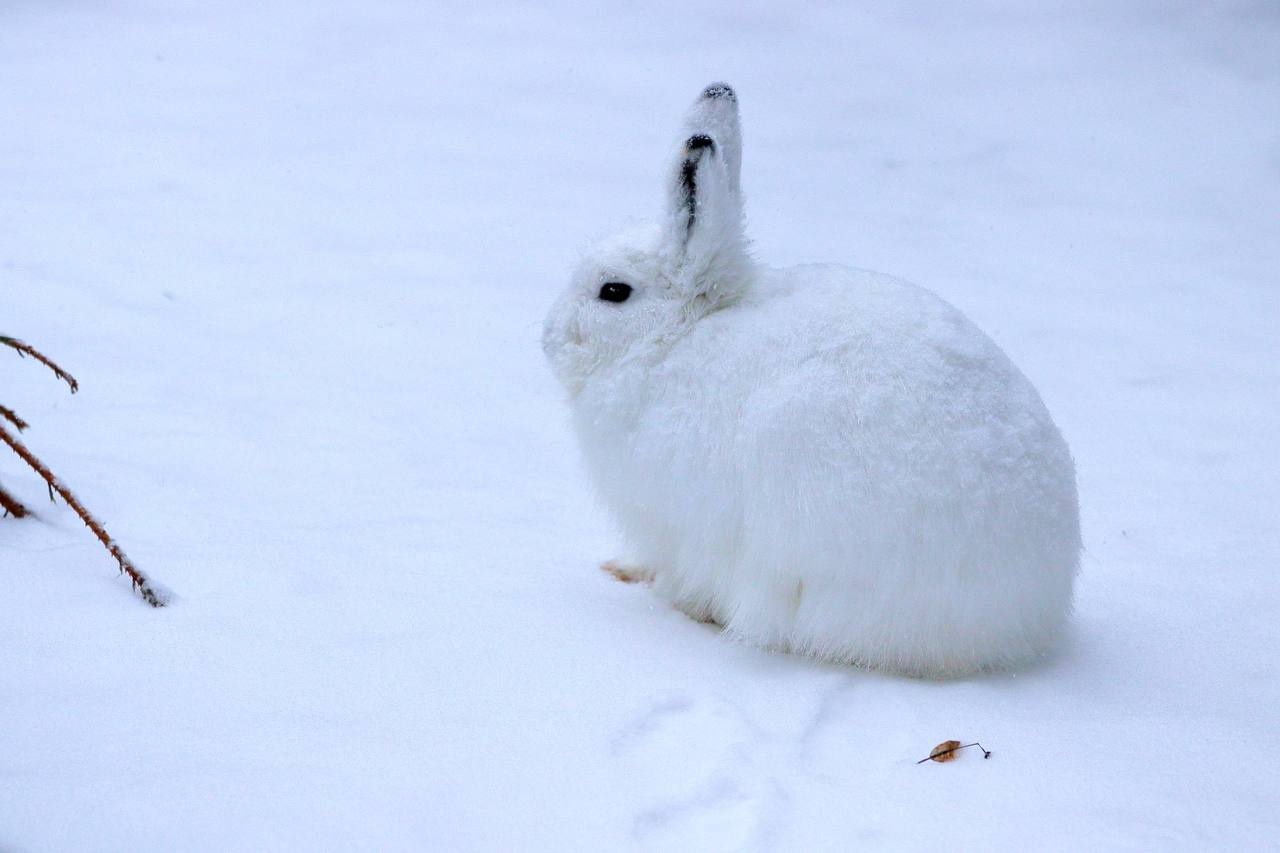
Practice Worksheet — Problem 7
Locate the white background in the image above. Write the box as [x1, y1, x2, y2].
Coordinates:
[2, 2, 1277, 849]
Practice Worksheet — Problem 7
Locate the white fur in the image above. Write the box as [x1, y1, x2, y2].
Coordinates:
[543, 84, 1080, 678]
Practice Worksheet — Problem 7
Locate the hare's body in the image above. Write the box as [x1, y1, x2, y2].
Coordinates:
[544, 85, 1080, 677]
[573, 263, 1077, 676]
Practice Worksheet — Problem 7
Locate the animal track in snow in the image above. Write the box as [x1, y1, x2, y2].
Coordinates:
[607, 673, 887, 849]
[612, 692, 786, 851]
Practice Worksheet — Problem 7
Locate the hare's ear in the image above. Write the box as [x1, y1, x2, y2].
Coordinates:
[660, 83, 751, 298]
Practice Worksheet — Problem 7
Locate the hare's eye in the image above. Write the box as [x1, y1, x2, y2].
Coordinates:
[598, 282, 632, 303]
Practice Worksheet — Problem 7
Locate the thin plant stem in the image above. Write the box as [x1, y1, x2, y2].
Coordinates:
[0, 336, 79, 393]
[0, 484, 28, 518]
[0, 422, 165, 606]
[0, 404, 28, 431]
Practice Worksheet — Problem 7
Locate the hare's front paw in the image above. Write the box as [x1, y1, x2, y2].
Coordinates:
[601, 560, 655, 585]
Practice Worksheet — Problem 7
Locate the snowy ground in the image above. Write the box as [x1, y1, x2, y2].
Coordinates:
[2, 2, 1278, 849]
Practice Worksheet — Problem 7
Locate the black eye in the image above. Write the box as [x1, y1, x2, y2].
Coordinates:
[598, 282, 632, 303]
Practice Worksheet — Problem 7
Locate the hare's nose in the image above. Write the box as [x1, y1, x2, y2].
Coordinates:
[702, 83, 735, 101]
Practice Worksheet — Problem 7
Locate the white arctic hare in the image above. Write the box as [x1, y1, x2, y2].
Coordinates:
[543, 83, 1080, 678]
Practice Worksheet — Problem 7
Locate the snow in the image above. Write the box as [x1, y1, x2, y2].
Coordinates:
[1, 1, 1277, 849]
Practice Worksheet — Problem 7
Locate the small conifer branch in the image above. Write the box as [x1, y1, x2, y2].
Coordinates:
[0, 484, 28, 518]
[0, 404, 28, 431]
[0, 336, 79, 393]
[0, 422, 166, 606]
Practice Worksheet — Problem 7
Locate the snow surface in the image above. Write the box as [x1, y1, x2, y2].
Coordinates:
[2, 2, 1277, 850]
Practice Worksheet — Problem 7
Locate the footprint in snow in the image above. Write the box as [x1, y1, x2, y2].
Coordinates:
[612, 692, 785, 851]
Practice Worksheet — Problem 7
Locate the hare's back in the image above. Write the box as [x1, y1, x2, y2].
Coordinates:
[694, 263, 1074, 496]
[728, 263, 1050, 426]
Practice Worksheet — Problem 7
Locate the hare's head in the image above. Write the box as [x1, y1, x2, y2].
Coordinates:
[543, 83, 756, 394]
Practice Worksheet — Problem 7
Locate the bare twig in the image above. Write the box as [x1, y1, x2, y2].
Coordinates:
[1, 336, 79, 393]
[0, 484, 28, 518]
[0, 422, 166, 606]
[0, 403, 28, 431]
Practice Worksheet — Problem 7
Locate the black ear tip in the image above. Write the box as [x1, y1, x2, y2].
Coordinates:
[685, 134, 715, 153]
[701, 83, 735, 101]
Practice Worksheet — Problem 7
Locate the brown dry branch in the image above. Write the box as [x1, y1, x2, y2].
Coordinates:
[0, 484, 28, 518]
[0, 403, 28, 431]
[0, 422, 166, 606]
[1, 336, 79, 393]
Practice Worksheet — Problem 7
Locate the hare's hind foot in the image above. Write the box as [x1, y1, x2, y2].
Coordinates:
[600, 561, 720, 627]
[673, 598, 721, 627]
[600, 560, 654, 585]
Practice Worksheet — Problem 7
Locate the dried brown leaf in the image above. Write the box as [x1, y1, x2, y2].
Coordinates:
[928, 740, 963, 762]
[917, 740, 992, 764]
